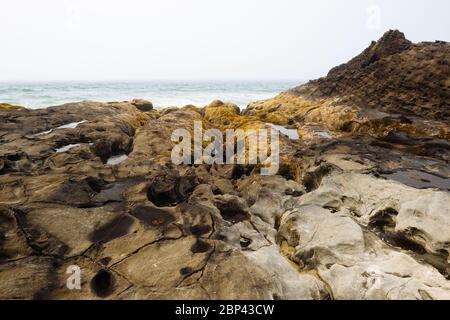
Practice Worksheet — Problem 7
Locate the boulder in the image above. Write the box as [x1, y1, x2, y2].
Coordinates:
[132, 99, 153, 112]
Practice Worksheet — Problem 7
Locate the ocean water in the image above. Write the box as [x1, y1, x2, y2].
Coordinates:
[0, 81, 301, 109]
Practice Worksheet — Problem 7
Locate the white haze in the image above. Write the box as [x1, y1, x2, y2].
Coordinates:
[0, 0, 448, 81]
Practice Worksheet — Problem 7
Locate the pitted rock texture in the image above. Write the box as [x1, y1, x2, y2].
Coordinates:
[0, 31, 449, 300]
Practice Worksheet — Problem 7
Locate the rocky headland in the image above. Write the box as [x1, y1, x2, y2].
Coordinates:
[0, 30, 449, 300]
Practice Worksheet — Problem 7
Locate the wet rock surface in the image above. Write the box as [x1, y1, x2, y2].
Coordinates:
[0, 32, 449, 300]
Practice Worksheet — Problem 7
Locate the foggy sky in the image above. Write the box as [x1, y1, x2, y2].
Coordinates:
[0, 0, 448, 81]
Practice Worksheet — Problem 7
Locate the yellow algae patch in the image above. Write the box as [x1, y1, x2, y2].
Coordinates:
[181, 104, 202, 114]
[0, 103, 25, 110]
[203, 100, 259, 130]
[245, 93, 317, 125]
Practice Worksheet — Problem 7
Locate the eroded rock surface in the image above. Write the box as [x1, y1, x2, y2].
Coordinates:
[0, 31, 449, 300]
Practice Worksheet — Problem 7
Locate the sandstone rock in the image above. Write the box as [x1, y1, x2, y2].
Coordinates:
[0, 31, 448, 300]
[299, 172, 450, 275]
[278, 205, 366, 268]
[319, 250, 450, 300]
[245, 245, 329, 300]
[0, 257, 55, 299]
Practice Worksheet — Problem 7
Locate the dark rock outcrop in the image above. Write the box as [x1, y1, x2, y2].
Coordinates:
[289, 30, 450, 121]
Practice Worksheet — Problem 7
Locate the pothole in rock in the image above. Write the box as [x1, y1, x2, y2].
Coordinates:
[6, 153, 23, 161]
[130, 205, 175, 228]
[368, 209, 449, 278]
[99, 257, 112, 266]
[90, 269, 114, 298]
[231, 165, 254, 180]
[368, 208, 398, 231]
[84, 177, 104, 193]
[240, 237, 252, 248]
[94, 139, 133, 164]
[278, 164, 298, 181]
[368, 208, 425, 253]
[147, 187, 183, 208]
[179, 267, 193, 276]
[0, 153, 31, 174]
[213, 197, 250, 224]
[189, 224, 212, 237]
[190, 239, 212, 253]
[147, 174, 197, 207]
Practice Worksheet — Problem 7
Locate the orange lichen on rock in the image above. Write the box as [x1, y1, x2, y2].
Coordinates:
[0, 103, 25, 110]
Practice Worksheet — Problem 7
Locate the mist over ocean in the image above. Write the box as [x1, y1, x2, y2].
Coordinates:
[0, 81, 301, 109]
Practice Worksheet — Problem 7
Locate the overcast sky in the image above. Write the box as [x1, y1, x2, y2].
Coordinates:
[0, 0, 448, 81]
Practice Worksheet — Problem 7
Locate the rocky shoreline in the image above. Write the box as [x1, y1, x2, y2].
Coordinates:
[0, 30, 449, 300]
